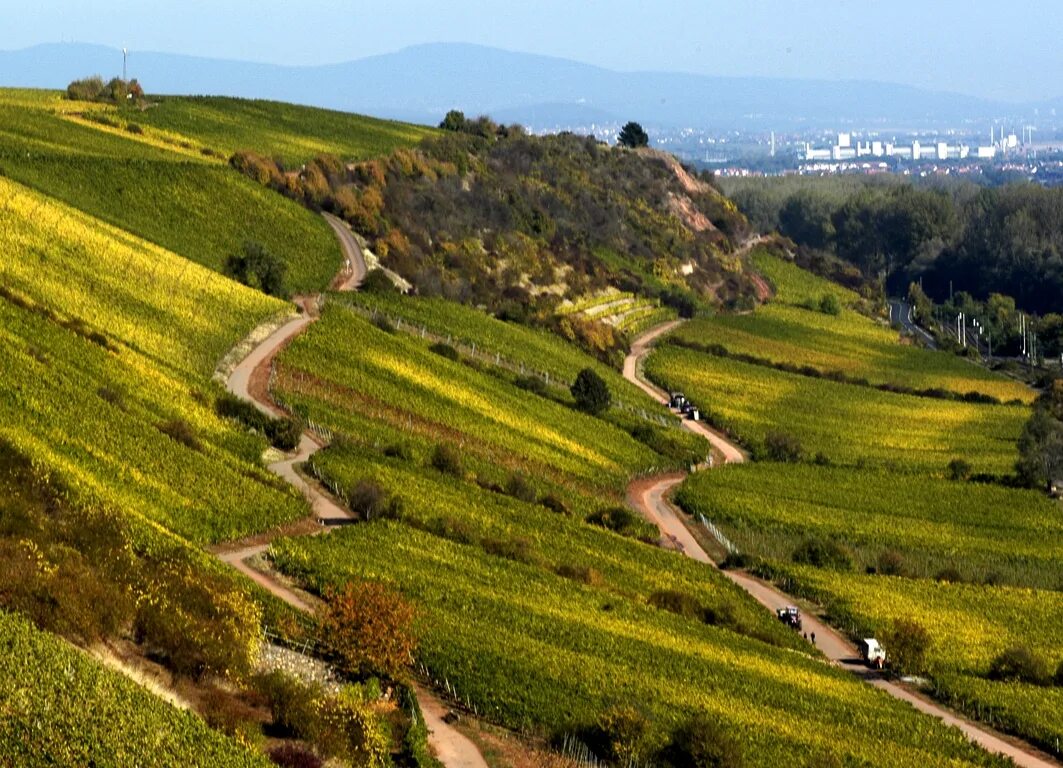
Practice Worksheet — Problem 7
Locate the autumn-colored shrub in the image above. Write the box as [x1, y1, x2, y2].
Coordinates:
[319, 581, 417, 681]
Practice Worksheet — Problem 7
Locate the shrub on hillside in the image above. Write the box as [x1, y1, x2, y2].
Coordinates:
[584, 705, 655, 764]
[504, 471, 537, 503]
[792, 537, 852, 571]
[819, 293, 841, 315]
[988, 646, 1052, 685]
[947, 458, 973, 481]
[134, 557, 261, 679]
[430, 443, 463, 477]
[648, 589, 703, 620]
[539, 493, 570, 515]
[225, 240, 287, 297]
[586, 506, 657, 541]
[482, 536, 538, 565]
[320, 581, 417, 680]
[763, 430, 803, 463]
[882, 618, 931, 675]
[347, 479, 403, 521]
[360, 269, 398, 294]
[571, 368, 611, 415]
[877, 549, 906, 576]
[315, 689, 391, 768]
[157, 418, 201, 451]
[429, 341, 460, 361]
[215, 391, 301, 451]
[660, 712, 744, 768]
[256, 670, 320, 739]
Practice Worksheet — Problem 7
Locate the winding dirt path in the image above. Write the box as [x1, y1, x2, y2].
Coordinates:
[623, 320, 746, 464]
[215, 220, 488, 768]
[623, 321, 1059, 768]
[323, 212, 367, 291]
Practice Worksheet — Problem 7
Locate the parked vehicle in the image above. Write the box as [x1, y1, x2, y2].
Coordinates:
[688, 407, 700, 421]
[669, 392, 687, 410]
[861, 638, 886, 669]
[776, 606, 802, 631]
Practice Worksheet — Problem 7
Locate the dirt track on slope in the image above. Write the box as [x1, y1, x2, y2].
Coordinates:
[214, 215, 488, 768]
[622, 320, 1059, 768]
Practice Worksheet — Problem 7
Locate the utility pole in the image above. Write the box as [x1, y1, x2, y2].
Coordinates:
[122, 48, 128, 81]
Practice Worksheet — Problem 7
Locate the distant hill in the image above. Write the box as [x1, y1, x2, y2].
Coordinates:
[0, 42, 1054, 131]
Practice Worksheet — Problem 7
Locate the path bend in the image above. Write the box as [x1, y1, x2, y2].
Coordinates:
[622, 321, 1058, 768]
[215, 222, 487, 768]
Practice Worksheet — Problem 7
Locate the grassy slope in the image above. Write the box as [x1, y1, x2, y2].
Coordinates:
[272, 523, 999, 768]
[124, 95, 437, 164]
[0, 610, 269, 767]
[0, 89, 341, 293]
[672, 250, 1033, 403]
[646, 345, 1025, 474]
[0, 176, 305, 543]
[676, 463, 1063, 588]
[276, 304, 662, 496]
[266, 296, 1004, 765]
[667, 255, 1054, 753]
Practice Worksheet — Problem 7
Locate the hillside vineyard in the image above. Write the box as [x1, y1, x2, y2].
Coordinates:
[0, 84, 1059, 768]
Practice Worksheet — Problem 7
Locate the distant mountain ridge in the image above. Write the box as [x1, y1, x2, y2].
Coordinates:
[0, 42, 1055, 131]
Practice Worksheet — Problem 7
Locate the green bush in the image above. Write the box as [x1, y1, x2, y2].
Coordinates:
[586, 506, 657, 541]
[157, 418, 201, 451]
[225, 240, 287, 297]
[881, 619, 931, 675]
[661, 712, 744, 767]
[360, 269, 399, 294]
[429, 341, 459, 361]
[988, 646, 1052, 685]
[763, 431, 803, 463]
[585, 704, 655, 764]
[571, 368, 611, 415]
[504, 471, 537, 503]
[255, 670, 320, 739]
[819, 293, 841, 316]
[792, 537, 852, 571]
[347, 479, 403, 521]
[430, 443, 463, 477]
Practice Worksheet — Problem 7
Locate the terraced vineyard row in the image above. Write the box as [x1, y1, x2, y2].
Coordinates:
[270, 522, 1006, 768]
[0, 610, 269, 767]
[276, 304, 664, 492]
[0, 90, 343, 294]
[646, 344, 1027, 474]
[676, 463, 1063, 588]
[116, 94, 437, 165]
[0, 176, 306, 543]
[671, 250, 1034, 404]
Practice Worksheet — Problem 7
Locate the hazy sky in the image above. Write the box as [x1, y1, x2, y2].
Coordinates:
[3, 0, 1060, 102]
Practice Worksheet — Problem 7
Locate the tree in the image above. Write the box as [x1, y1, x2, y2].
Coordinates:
[617, 121, 649, 149]
[881, 618, 931, 675]
[571, 368, 611, 414]
[319, 581, 417, 680]
[778, 191, 835, 250]
[1015, 408, 1063, 492]
[439, 110, 468, 132]
[225, 240, 287, 297]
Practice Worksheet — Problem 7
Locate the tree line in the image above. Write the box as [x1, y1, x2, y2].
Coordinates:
[729, 177, 1063, 318]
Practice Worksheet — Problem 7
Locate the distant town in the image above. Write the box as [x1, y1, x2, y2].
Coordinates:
[531, 120, 1063, 186]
